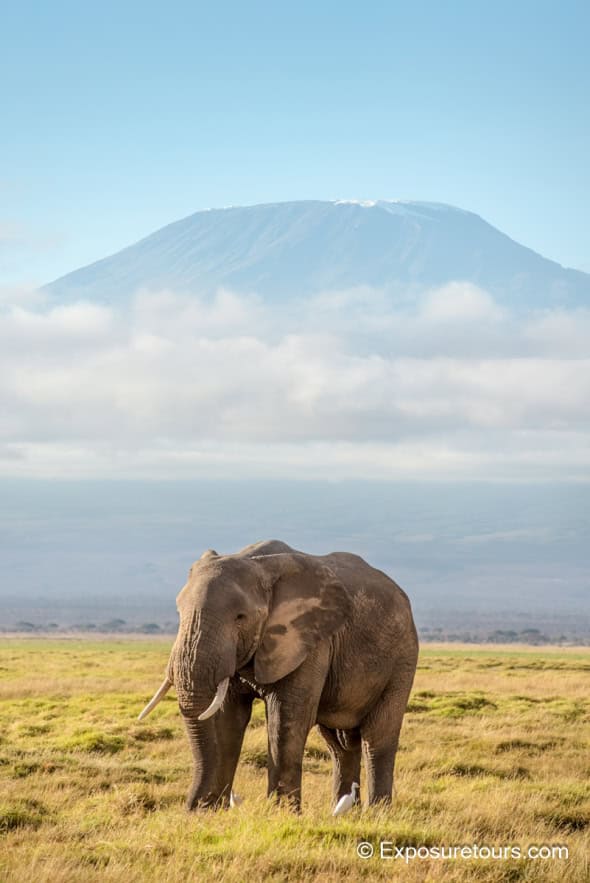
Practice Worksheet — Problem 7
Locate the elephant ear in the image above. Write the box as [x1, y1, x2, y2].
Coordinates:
[253, 553, 351, 684]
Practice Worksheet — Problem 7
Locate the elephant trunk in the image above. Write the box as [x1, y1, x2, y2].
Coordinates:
[172, 616, 237, 719]
[170, 617, 238, 810]
[182, 713, 222, 809]
[137, 615, 236, 724]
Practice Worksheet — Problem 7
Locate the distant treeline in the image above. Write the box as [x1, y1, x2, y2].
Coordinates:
[419, 626, 589, 646]
[1, 620, 589, 645]
[2, 618, 177, 635]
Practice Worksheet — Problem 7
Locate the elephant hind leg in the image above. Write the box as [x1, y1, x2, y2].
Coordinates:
[318, 724, 361, 807]
[360, 665, 416, 806]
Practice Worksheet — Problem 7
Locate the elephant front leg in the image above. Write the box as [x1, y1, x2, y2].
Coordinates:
[265, 695, 309, 810]
[264, 662, 325, 811]
[212, 686, 254, 805]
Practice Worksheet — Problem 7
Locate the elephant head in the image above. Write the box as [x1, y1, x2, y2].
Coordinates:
[138, 548, 350, 805]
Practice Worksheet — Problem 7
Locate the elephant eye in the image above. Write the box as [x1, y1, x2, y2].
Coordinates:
[236, 612, 247, 622]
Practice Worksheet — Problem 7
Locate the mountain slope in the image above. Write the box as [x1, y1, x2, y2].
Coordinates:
[45, 200, 589, 308]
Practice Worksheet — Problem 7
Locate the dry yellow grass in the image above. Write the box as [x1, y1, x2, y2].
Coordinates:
[0, 638, 588, 881]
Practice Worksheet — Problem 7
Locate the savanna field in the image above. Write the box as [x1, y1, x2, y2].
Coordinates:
[0, 640, 588, 882]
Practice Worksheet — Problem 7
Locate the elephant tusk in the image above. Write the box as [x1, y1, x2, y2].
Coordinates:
[198, 677, 229, 720]
[137, 678, 172, 721]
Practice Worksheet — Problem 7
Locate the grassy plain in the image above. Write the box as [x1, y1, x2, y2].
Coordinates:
[0, 638, 588, 881]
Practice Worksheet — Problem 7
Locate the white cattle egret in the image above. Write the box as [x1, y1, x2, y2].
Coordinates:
[332, 782, 360, 816]
[229, 790, 243, 808]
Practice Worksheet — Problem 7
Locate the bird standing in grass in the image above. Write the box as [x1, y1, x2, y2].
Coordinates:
[229, 790, 243, 808]
[332, 782, 360, 816]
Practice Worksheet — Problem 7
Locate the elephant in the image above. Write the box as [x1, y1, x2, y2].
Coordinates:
[138, 540, 418, 812]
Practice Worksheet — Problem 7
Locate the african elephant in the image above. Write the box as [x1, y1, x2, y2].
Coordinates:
[139, 540, 418, 812]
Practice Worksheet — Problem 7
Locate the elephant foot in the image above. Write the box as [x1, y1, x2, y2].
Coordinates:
[268, 786, 302, 813]
[186, 790, 230, 811]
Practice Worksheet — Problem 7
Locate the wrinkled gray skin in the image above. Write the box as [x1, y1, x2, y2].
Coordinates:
[162, 540, 418, 812]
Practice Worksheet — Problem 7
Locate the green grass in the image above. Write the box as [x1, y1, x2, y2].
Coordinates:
[0, 639, 588, 881]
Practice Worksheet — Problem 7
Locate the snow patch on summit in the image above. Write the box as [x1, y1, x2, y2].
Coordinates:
[333, 199, 377, 207]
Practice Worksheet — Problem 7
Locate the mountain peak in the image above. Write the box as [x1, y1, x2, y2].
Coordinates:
[45, 199, 588, 309]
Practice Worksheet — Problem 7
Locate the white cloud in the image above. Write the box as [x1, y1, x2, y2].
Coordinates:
[420, 282, 504, 322]
[0, 285, 48, 307]
[524, 308, 590, 357]
[0, 284, 588, 479]
[6, 301, 113, 340]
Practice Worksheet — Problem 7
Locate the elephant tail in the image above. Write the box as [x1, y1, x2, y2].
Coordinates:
[336, 728, 361, 752]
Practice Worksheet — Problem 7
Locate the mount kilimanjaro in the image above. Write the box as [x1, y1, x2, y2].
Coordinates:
[46, 200, 589, 309]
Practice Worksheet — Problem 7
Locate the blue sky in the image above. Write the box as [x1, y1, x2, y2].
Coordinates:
[1, 0, 588, 286]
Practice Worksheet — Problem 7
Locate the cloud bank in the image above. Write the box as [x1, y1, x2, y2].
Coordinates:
[1, 283, 589, 479]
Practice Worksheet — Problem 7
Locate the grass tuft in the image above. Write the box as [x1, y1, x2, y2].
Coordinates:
[56, 730, 126, 754]
[0, 798, 47, 833]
